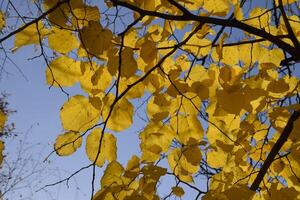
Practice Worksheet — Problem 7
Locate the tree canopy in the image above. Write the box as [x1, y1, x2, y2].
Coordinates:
[1, 0, 300, 199]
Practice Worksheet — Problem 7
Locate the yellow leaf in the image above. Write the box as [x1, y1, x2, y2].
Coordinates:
[60, 95, 100, 132]
[80, 21, 112, 57]
[120, 47, 138, 78]
[14, 21, 49, 51]
[172, 186, 185, 197]
[259, 48, 284, 68]
[86, 128, 117, 167]
[124, 155, 140, 178]
[203, 0, 230, 16]
[119, 76, 145, 99]
[275, 0, 297, 5]
[0, 110, 6, 132]
[54, 131, 82, 156]
[203, 184, 255, 200]
[170, 114, 203, 145]
[72, 5, 100, 28]
[245, 8, 270, 28]
[147, 93, 171, 121]
[140, 40, 157, 64]
[267, 78, 290, 98]
[207, 149, 228, 168]
[140, 122, 174, 162]
[48, 27, 79, 54]
[101, 161, 124, 187]
[45, 56, 81, 87]
[80, 62, 112, 95]
[102, 94, 134, 132]
[216, 33, 228, 60]
[234, 5, 244, 20]
[183, 35, 211, 57]
[0, 140, 4, 166]
[217, 88, 245, 115]
[0, 11, 5, 31]
[168, 148, 200, 182]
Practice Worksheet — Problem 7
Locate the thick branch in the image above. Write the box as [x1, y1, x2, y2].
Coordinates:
[250, 110, 300, 191]
[0, 0, 70, 44]
[278, 0, 300, 48]
[110, 0, 300, 59]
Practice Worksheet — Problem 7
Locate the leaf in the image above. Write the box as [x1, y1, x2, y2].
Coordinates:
[80, 62, 112, 95]
[172, 186, 185, 197]
[170, 114, 204, 145]
[48, 27, 79, 54]
[203, 0, 230, 16]
[14, 21, 49, 51]
[102, 94, 134, 132]
[140, 122, 174, 162]
[101, 161, 124, 187]
[72, 5, 100, 28]
[86, 128, 117, 167]
[60, 95, 100, 132]
[217, 87, 245, 115]
[80, 21, 112, 57]
[124, 155, 140, 178]
[0, 110, 6, 132]
[0, 11, 5, 31]
[54, 131, 82, 156]
[45, 56, 81, 87]
[207, 149, 228, 168]
[168, 148, 200, 182]
[140, 40, 157, 64]
[246, 7, 270, 28]
[0, 140, 3, 166]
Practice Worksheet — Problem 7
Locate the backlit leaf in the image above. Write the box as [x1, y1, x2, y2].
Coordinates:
[86, 128, 117, 167]
[54, 131, 82, 156]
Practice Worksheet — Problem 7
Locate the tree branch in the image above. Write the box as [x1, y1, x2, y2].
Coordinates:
[0, 0, 70, 44]
[109, 0, 300, 59]
[250, 110, 300, 191]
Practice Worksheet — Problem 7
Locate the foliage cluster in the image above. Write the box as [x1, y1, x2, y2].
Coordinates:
[1, 0, 300, 199]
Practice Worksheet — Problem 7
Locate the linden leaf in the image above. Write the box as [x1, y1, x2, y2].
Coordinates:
[45, 56, 81, 87]
[0, 140, 4, 166]
[72, 5, 100, 28]
[0, 11, 5, 31]
[203, 184, 255, 200]
[168, 148, 200, 182]
[86, 128, 117, 167]
[120, 47, 138, 78]
[170, 114, 204, 145]
[124, 155, 140, 178]
[54, 131, 82, 156]
[172, 186, 185, 197]
[217, 88, 245, 115]
[203, 0, 230, 16]
[80, 21, 112, 57]
[0, 110, 6, 132]
[80, 62, 112, 95]
[102, 94, 134, 132]
[14, 21, 49, 51]
[140, 40, 157, 64]
[140, 122, 174, 162]
[246, 7, 270, 28]
[101, 161, 124, 187]
[60, 95, 100, 132]
[275, 0, 297, 5]
[207, 149, 228, 168]
[48, 27, 79, 54]
[147, 93, 171, 122]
